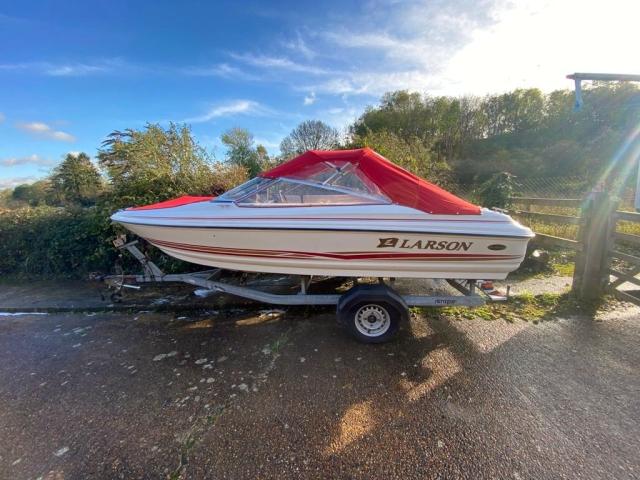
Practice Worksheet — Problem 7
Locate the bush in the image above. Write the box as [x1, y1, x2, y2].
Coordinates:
[0, 206, 119, 278]
[0, 205, 218, 279]
[474, 172, 519, 208]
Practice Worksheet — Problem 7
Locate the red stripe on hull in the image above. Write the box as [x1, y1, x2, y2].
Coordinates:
[147, 238, 521, 262]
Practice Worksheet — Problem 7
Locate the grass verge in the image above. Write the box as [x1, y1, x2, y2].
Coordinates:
[418, 292, 606, 324]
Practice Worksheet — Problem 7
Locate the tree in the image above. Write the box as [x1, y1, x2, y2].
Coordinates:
[11, 180, 52, 206]
[351, 84, 640, 186]
[221, 127, 262, 177]
[256, 144, 268, 163]
[0, 188, 12, 209]
[351, 129, 450, 186]
[256, 144, 277, 171]
[50, 153, 102, 206]
[279, 120, 341, 159]
[98, 123, 232, 206]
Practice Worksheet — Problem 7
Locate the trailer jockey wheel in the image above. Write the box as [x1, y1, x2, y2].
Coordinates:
[337, 284, 408, 343]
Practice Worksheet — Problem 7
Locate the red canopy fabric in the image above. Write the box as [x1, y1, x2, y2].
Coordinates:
[261, 148, 480, 215]
[127, 195, 214, 211]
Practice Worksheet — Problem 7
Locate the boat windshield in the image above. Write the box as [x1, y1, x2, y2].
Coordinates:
[215, 161, 391, 206]
[215, 177, 273, 202]
[236, 178, 388, 206]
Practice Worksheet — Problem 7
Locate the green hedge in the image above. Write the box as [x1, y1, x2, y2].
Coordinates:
[0, 205, 199, 278]
[0, 206, 118, 278]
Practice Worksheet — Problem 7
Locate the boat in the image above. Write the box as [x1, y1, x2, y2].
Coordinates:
[111, 148, 534, 280]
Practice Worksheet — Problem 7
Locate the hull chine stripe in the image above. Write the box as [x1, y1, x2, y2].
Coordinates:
[147, 238, 521, 262]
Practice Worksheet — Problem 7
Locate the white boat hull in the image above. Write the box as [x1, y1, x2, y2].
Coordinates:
[117, 221, 530, 279]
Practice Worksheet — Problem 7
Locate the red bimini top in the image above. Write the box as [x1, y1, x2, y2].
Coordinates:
[261, 147, 480, 215]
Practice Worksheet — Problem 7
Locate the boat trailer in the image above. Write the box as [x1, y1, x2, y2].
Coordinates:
[101, 235, 508, 343]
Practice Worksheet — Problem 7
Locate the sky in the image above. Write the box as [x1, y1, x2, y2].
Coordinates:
[1, 0, 639, 189]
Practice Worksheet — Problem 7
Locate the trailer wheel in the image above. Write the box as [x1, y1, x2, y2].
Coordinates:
[337, 284, 408, 343]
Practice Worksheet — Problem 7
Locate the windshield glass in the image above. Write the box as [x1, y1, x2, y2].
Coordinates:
[236, 178, 387, 206]
[215, 160, 391, 207]
[215, 177, 273, 202]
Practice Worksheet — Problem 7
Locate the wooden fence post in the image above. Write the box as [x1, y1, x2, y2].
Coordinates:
[572, 191, 616, 300]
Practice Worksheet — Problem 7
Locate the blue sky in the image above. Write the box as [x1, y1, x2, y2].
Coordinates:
[1, 0, 639, 188]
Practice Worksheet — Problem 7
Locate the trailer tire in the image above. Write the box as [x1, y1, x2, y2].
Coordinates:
[337, 284, 408, 343]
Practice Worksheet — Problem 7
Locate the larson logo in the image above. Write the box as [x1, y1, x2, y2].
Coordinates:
[377, 237, 473, 251]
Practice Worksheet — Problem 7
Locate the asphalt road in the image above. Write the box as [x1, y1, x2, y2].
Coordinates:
[0, 305, 638, 479]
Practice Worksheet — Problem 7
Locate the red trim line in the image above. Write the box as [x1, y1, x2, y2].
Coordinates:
[147, 238, 521, 262]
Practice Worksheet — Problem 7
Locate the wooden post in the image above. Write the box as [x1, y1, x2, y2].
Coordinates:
[572, 191, 616, 299]
[572, 199, 588, 295]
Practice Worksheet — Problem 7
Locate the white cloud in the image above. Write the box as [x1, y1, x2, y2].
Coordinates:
[0, 112, 5, 123]
[16, 121, 76, 142]
[0, 64, 24, 73]
[303, 91, 316, 106]
[302, 78, 362, 95]
[0, 176, 39, 189]
[0, 154, 54, 167]
[253, 137, 282, 150]
[326, 31, 392, 50]
[0, 13, 31, 25]
[317, 105, 363, 129]
[437, 0, 640, 96]
[298, 70, 439, 97]
[45, 63, 109, 76]
[181, 63, 259, 81]
[282, 31, 316, 59]
[230, 52, 328, 75]
[184, 100, 268, 123]
[0, 58, 130, 77]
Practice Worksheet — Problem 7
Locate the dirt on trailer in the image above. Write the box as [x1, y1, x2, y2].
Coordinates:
[0, 280, 639, 479]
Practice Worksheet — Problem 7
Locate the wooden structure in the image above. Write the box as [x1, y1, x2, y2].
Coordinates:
[507, 196, 583, 250]
[608, 209, 640, 304]
[508, 193, 640, 303]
